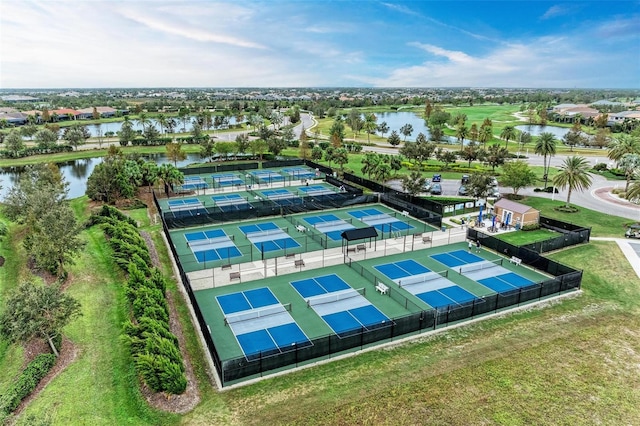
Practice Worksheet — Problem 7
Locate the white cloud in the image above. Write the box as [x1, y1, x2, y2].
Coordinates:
[541, 5, 573, 20]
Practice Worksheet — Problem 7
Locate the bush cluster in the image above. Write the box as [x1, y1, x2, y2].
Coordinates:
[592, 163, 608, 172]
[92, 207, 186, 395]
[0, 354, 56, 415]
[521, 223, 541, 231]
[0, 145, 74, 159]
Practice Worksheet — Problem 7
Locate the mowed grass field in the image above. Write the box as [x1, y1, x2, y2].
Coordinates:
[1, 196, 639, 425]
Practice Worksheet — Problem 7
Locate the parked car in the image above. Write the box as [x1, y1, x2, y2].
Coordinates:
[423, 178, 432, 192]
[430, 183, 442, 195]
[432, 174, 441, 182]
[457, 185, 468, 196]
[489, 177, 499, 187]
[487, 187, 501, 199]
[461, 174, 469, 184]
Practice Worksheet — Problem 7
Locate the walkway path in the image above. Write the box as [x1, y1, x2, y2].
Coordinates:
[591, 237, 640, 279]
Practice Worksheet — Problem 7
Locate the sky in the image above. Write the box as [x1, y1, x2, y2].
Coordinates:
[1, 0, 639, 89]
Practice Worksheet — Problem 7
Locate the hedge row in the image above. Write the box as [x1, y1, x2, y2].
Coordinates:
[91, 206, 187, 395]
[0, 353, 56, 416]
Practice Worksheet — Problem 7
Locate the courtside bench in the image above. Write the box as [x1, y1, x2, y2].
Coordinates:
[510, 256, 522, 266]
[375, 282, 389, 295]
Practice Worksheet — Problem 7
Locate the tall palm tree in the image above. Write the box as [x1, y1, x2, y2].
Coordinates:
[157, 113, 168, 134]
[456, 123, 469, 151]
[535, 132, 557, 188]
[479, 124, 492, 149]
[608, 134, 640, 163]
[552, 156, 593, 208]
[157, 163, 183, 198]
[363, 113, 377, 143]
[500, 125, 516, 149]
[136, 112, 150, 134]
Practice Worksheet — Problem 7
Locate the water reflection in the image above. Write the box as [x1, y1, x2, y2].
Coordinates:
[515, 125, 569, 139]
[0, 153, 202, 200]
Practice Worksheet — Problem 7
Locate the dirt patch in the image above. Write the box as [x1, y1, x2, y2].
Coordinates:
[140, 231, 161, 269]
[0, 256, 5, 267]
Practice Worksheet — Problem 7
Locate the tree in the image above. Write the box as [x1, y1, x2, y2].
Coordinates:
[518, 131, 532, 152]
[5, 130, 25, 157]
[332, 148, 349, 174]
[562, 130, 585, 152]
[347, 109, 363, 136]
[64, 126, 88, 150]
[329, 117, 345, 148]
[552, 156, 593, 207]
[214, 141, 235, 160]
[235, 133, 250, 154]
[402, 171, 426, 197]
[455, 122, 469, 151]
[299, 128, 310, 159]
[34, 129, 58, 150]
[270, 110, 284, 131]
[617, 154, 640, 192]
[591, 128, 612, 149]
[424, 100, 433, 120]
[136, 112, 150, 134]
[467, 172, 494, 199]
[140, 161, 159, 193]
[178, 107, 190, 132]
[501, 160, 538, 195]
[249, 139, 268, 160]
[500, 125, 516, 149]
[363, 113, 377, 143]
[26, 202, 85, 277]
[191, 121, 203, 140]
[481, 144, 509, 171]
[377, 121, 389, 138]
[535, 132, 557, 188]
[387, 130, 401, 147]
[157, 113, 168, 134]
[157, 163, 183, 197]
[0, 282, 82, 357]
[267, 136, 287, 156]
[608, 134, 640, 162]
[199, 139, 215, 162]
[165, 142, 186, 166]
[400, 123, 413, 142]
[626, 170, 640, 203]
[119, 119, 136, 146]
[469, 123, 479, 143]
[310, 145, 323, 161]
[3, 163, 68, 223]
[460, 141, 480, 167]
[372, 162, 391, 183]
[429, 125, 444, 142]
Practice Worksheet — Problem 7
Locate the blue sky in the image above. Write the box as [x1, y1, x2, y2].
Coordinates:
[1, 0, 638, 89]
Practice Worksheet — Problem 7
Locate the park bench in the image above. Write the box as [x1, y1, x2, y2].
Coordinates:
[375, 282, 389, 295]
[221, 264, 232, 270]
[422, 235, 432, 243]
[346, 247, 357, 254]
[295, 259, 305, 268]
[285, 253, 296, 259]
[295, 225, 306, 232]
[357, 244, 366, 252]
[510, 256, 522, 266]
[230, 271, 241, 280]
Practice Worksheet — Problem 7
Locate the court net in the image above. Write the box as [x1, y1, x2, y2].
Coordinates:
[246, 228, 287, 239]
[169, 203, 204, 212]
[214, 197, 247, 206]
[267, 193, 296, 200]
[398, 271, 448, 287]
[307, 288, 365, 307]
[224, 303, 291, 325]
[364, 213, 390, 221]
[458, 259, 503, 274]
[302, 189, 335, 196]
[314, 219, 349, 230]
[187, 235, 233, 247]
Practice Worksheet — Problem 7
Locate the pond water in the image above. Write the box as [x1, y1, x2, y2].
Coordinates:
[369, 111, 459, 144]
[78, 116, 244, 137]
[515, 124, 570, 139]
[0, 153, 202, 200]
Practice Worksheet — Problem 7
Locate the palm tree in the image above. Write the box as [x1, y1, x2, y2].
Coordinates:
[136, 112, 150, 134]
[363, 113, 377, 143]
[608, 134, 640, 162]
[157, 113, 168, 134]
[552, 156, 593, 208]
[626, 171, 640, 203]
[535, 132, 557, 188]
[500, 125, 516, 149]
[479, 124, 492, 149]
[157, 163, 183, 198]
[456, 123, 468, 151]
[617, 154, 640, 192]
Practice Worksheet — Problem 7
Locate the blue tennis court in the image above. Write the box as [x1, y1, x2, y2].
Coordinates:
[212, 194, 249, 212]
[239, 222, 300, 253]
[180, 177, 209, 190]
[185, 229, 242, 262]
[348, 208, 414, 232]
[298, 185, 337, 196]
[211, 173, 244, 186]
[283, 167, 316, 179]
[291, 274, 391, 337]
[417, 285, 478, 309]
[217, 288, 311, 359]
[431, 250, 484, 268]
[167, 198, 207, 218]
[304, 214, 355, 241]
[374, 259, 431, 280]
[251, 170, 284, 182]
[478, 272, 535, 293]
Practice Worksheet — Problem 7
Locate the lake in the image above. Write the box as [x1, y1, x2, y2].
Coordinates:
[515, 124, 570, 139]
[0, 153, 202, 200]
[78, 116, 245, 137]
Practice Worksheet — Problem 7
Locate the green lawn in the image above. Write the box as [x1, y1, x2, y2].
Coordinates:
[494, 228, 562, 246]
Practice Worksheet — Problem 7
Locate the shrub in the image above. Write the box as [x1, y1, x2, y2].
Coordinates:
[0, 222, 7, 238]
[521, 223, 541, 231]
[0, 353, 56, 414]
[592, 163, 608, 172]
